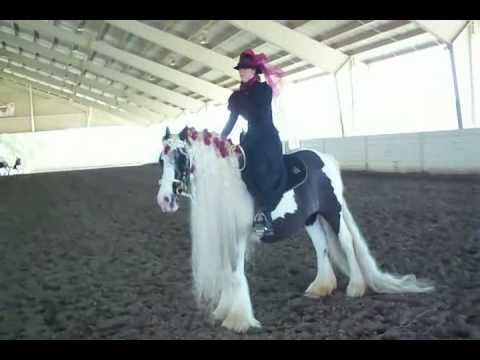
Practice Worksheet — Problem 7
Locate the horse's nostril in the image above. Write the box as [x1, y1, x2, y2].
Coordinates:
[164, 196, 170, 203]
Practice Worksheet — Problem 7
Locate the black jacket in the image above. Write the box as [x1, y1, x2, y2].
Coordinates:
[222, 81, 287, 212]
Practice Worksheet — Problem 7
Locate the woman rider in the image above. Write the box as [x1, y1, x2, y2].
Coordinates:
[221, 49, 287, 237]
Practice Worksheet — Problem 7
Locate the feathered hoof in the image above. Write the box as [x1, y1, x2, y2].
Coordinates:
[212, 307, 228, 322]
[304, 283, 336, 298]
[346, 281, 366, 297]
[222, 314, 261, 333]
[305, 275, 337, 297]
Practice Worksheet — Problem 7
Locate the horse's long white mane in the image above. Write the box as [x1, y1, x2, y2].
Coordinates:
[187, 138, 255, 308]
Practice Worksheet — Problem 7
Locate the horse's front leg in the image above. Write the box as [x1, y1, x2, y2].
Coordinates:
[219, 234, 261, 333]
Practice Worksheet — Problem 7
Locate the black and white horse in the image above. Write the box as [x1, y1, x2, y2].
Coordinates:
[157, 126, 434, 332]
[0, 157, 22, 176]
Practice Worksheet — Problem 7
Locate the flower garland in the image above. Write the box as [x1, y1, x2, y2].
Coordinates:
[187, 127, 242, 159]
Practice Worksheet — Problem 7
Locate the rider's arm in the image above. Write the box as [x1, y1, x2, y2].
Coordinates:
[221, 93, 241, 139]
[221, 111, 239, 139]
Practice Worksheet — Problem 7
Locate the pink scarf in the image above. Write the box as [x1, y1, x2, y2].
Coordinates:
[239, 76, 257, 92]
[237, 49, 283, 97]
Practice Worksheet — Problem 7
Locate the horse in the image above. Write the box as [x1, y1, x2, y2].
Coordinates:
[13, 157, 21, 171]
[0, 157, 21, 176]
[156, 126, 434, 332]
[0, 159, 10, 176]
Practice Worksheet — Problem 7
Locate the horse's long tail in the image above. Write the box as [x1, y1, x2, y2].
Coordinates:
[342, 202, 435, 293]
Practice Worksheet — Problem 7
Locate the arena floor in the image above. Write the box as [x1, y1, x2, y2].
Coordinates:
[1, 164, 479, 339]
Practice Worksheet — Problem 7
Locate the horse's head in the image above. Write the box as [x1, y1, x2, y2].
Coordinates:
[157, 126, 191, 213]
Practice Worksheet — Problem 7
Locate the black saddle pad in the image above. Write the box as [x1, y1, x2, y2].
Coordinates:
[283, 153, 307, 192]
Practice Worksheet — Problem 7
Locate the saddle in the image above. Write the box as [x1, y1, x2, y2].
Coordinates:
[238, 149, 307, 193]
[282, 152, 307, 192]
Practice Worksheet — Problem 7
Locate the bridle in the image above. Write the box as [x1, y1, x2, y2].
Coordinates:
[159, 132, 247, 199]
[172, 146, 192, 199]
[160, 140, 193, 199]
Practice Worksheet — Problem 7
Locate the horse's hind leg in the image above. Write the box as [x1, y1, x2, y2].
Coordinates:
[338, 215, 366, 297]
[304, 215, 337, 298]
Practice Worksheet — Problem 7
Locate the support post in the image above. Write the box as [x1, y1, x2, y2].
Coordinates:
[87, 106, 93, 128]
[448, 45, 463, 129]
[29, 82, 35, 132]
[334, 74, 345, 137]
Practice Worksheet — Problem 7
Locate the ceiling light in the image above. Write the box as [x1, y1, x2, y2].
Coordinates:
[200, 35, 208, 45]
[169, 59, 176, 67]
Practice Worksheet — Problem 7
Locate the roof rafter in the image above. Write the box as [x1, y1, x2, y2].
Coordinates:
[0, 48, 182, 119]
[106, 20, 239, 79]
[0, 72, 141, 126]
[412, 20, 469, 44]
[227, 20, 349, 73]
[13, 20, 232, 103]
[2, 63, 154, 125]
[0, 30, 199, 112]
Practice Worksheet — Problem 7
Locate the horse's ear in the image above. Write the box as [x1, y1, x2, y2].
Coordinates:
[163, 127, 171, 140]
[179, 126, 190, 144]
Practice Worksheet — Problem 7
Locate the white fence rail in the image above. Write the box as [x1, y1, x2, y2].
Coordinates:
[296, 128, 480, 175]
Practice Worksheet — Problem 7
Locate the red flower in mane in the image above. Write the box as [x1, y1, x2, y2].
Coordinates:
[190, 129, 198, 141]
[219, 145, 228, 158]
[213, 137, 228, 158]
[203, 129, 212, 145]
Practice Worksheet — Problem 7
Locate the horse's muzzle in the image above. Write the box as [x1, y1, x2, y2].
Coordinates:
[158, 195, 179, 213]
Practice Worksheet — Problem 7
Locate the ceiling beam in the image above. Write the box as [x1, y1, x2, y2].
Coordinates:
[91, 41, 231, 102]
[2, 64, 153, 125]
[119, 20, 178, 76]
[0, 49, 125, 98]
[126, 93, 183, 118]
[363, 41, 439, 64]
[329, 20, 412, 50]
[0, 31, 201, 111]
[0, 72, 140, 126]
[84, 61, 203, 111]
[13, 20, 90, 47]
[227, 20, 349, 73]
[0, 48, 184, 119]
[213, 20, 380, 88]
[106, 20, 239, 79]
[13, 20, 232, 103]
[347, 29, 428, 56]
[0, 30, 84, 68]
[318, 20, 377, 43]
[412, 20, 469, 44]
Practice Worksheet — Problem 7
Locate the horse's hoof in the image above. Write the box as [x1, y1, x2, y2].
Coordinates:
[346, 282, 366, 297]
[304, 287, 335, 298]
[222, 316, 261, 333]
[304, 277, 337, 298]
[212, 308, 228, 322]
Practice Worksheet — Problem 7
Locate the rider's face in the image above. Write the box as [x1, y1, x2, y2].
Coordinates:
[239, 68, 256, 83]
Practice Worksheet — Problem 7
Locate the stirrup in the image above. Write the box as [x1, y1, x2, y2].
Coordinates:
[253, 212, 274, 237]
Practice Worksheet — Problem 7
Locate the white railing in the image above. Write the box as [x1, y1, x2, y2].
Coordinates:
[297, 128, 480, 175]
